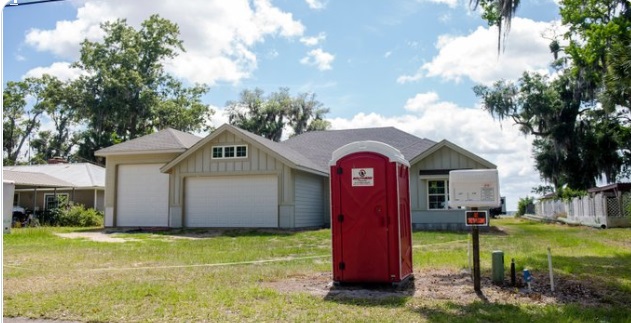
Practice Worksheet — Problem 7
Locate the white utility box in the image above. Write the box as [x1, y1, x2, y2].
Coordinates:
[449, 169, 500, 208]
[3, 180, 15, 234]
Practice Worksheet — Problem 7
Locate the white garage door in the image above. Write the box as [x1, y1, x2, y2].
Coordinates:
[117, 164, 169, 227]
[185, 175, 278, 228]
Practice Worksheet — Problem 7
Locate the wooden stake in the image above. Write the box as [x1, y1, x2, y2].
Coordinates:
[472, 207, 481, 292]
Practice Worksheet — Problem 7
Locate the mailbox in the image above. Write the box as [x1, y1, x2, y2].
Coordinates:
[329, 141, 413, 285]
[449, 169, 500, 208]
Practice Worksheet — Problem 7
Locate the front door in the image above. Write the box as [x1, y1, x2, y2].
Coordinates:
[334, 153, 390, 282]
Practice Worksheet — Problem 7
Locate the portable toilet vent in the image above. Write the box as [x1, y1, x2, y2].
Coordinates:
[329, 141, 413, 285]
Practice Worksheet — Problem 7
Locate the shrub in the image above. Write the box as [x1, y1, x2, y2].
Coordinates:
[516, 196, 535, 216]
[57, 204, 104, 227]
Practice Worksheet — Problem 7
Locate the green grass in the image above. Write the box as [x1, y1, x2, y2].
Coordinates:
[3, 218, 631, 322]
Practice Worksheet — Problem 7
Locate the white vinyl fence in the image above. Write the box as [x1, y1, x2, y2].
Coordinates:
[535, 193, 631, 228]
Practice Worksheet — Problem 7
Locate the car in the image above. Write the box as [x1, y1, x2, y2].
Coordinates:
[12, 206, 32, 226]
[12, 205, 26, 215]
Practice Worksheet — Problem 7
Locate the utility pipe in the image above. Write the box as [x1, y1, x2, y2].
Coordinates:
[547, 247, 555, 292]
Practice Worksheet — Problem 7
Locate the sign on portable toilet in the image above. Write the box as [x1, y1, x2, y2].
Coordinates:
[3, 181, 15, 234]
[329, 141, 413, 285]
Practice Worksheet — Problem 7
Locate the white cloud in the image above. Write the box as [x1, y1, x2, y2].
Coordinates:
[300, 48, 335, 70]
[423, 0, 459, 8]
[24, 62, 86, 81]
[384, 51, 392, 58]
[397, 18, 555, 85]
[305, 0, 327, 10]
[300, 32, 326, 46]
[23, 0, 305, 86]
[329, 91, 540, 210]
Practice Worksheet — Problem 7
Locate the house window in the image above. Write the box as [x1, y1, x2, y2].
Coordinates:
[236, 146, 247, 157]
[212, 147, 223, 158]
[211, 145, 248, 159]
[44, 193, 69, 210]
[428, 180, 449, 210]
[225, 146, 235, 158]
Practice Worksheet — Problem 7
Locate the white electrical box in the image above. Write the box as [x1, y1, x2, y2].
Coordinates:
[449, 170, 500, 208]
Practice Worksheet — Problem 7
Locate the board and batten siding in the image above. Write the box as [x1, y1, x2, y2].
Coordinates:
[415, 146, 489, 170]
[409, 145, 494, 230]
[169, 131, 294, 228]
[294, 171, 325, 228]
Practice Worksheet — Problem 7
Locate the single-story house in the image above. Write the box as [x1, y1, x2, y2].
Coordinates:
[3, 163, 105, 213]
[95, 124, 496, 230]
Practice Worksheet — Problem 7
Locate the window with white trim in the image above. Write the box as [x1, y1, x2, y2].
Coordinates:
[211, 145, 248, 159]
[428, 180, 449, 210]
[44, 193, 69, 210]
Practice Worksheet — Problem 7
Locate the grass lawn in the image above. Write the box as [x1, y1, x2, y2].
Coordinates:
[3, 218, 631, 322]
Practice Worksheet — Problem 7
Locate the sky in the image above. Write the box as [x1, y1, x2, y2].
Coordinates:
[1, 0, 563, 210]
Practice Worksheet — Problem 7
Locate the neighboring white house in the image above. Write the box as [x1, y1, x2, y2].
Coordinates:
[96, 124, 496, 230]
[3, 163, 105, 213]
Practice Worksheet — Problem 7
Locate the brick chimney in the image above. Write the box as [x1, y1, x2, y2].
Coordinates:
[48, 156, 68, 164]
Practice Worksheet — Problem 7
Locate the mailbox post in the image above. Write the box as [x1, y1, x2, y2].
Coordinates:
[449, 170, 500, 292]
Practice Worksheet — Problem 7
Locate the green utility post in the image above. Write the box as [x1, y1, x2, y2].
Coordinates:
[492, 250, 504, 285]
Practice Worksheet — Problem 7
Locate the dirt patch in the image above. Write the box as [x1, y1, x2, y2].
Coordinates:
[263, 269, 613, 306]
[55, 232, 139, 243]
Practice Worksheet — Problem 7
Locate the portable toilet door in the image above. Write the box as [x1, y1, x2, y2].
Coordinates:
[329, 141, 413, 284]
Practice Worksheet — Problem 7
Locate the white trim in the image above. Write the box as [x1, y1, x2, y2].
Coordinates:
[211, 144, 248, 159]
[419, 174, 449, 180]
[43, 193, 69, 210]
[427, 179, 449, 210]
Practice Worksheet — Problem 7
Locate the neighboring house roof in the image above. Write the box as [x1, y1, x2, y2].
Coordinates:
[3, 170, 75, 188]
[95, 128, 202, 156]
[160, 124, 326, 175]
[283, 127, 437, 170]
[588, 183, 631, 195]
[3, 163, 105, 188]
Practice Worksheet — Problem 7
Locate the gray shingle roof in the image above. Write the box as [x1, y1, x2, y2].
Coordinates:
[95, 128, 202, 156]
[282, 127, 437, 171]
[3, 170, 75, 188]
[3, 163, 105, 188]
[230, 126, 324, 173]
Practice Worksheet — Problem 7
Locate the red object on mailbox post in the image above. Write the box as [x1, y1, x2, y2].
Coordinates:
[329, 141, 414, 285]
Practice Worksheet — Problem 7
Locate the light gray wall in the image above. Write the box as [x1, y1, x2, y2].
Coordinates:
[294, 171, 324, 228]
[410, 145, 494, 230]
[170, 131, 297, 228]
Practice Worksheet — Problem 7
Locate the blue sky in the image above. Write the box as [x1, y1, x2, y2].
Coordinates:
[2, 0, 563, 210]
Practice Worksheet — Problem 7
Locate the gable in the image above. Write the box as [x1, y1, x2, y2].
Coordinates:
[413, 141, 495, 171]
[173, 131, 287, 174]
[161, 124, 325, 176]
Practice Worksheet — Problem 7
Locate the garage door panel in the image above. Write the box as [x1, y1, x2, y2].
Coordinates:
[185, 175, 278, 227]
[117, 164, 169, 227]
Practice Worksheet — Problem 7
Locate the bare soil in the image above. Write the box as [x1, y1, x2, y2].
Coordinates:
[263, 269, 614, 306]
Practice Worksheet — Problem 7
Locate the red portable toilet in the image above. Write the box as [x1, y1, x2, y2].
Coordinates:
[329, 141, 413, 285]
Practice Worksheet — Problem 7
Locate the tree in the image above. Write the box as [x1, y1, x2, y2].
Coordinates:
[71, 15, 214, 161]
[226, 88, 330, 141]
[474, 0, 631, 190]
[2, 76, 59, 165]
[475, 71, 626, 190]
[290, 92, 331, 136]
[473, 0, 521, 52]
